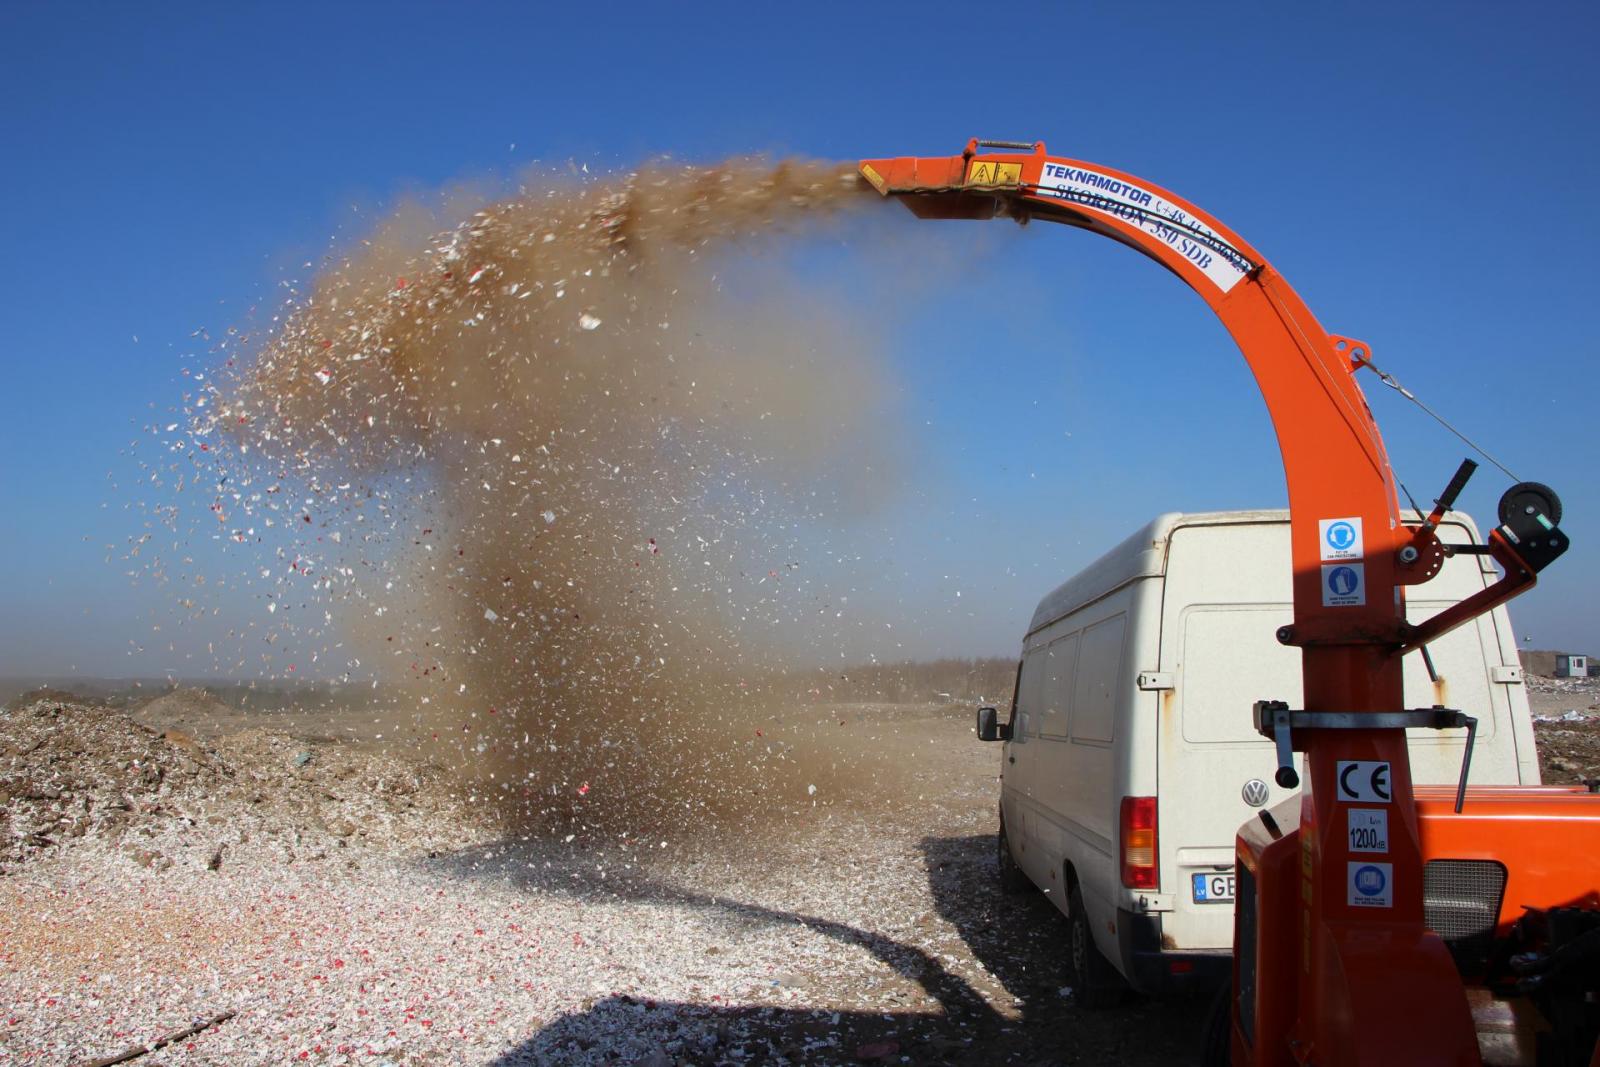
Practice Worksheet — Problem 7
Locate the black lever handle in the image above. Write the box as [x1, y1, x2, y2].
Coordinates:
[1254, 701, 1300, 788]
[1272, 717, 1300, 789]
[1436, 458, 1478, 514]
[1454, 715, 1478, 814]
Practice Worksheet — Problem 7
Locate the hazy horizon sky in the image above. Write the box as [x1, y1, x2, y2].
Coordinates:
[2, 2, 1595, 680]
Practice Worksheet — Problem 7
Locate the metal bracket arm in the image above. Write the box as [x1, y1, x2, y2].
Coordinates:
[1399, 528, 1552, 654]
[1252, 700, 1479, 811]
[1399, 475, 1570, 653]
[1252, 704, 1474, 736]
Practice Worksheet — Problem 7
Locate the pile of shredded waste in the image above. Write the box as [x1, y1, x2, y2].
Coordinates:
[0, 695, 492, 872]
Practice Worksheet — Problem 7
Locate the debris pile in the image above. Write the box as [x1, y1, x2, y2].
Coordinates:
[1529, 674, 1600, 783]
[1529, 672, 1600, 721]
[5, 706, 1198, 1067]
[0, 696, 492, 871]
[1528, 672, 1600, 697]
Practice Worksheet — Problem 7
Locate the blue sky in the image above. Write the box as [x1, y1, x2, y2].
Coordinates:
[1, 1, 1595, 678]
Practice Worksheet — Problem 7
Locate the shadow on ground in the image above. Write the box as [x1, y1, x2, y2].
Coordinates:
[429, 833, 1209, 1065]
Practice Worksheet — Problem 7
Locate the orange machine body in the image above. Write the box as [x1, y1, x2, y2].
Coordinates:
[859, 141, 1597, 1064]
[1415, 785, 1600, 932]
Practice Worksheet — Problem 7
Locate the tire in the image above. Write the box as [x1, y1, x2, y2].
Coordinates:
[997, 824, 1030, 895]
[1068, 882, 1127, 1008]
[1199, 980, 1232, 1067]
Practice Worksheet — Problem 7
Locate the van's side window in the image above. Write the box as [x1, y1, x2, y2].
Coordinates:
[1072, 614, 1126, 744]
[1005, 659, 1023, 732]
[1039, 633, 1078, 738]
[1017, 653, 1046, 737]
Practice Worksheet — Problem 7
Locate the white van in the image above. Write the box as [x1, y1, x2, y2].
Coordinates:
[977, 510, 1537, 1004]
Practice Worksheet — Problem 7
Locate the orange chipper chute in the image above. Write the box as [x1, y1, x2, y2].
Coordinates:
[860, 140, 1580, 1065]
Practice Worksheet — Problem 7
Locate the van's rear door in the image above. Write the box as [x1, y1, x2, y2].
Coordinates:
[1157, 519, 1298, 952]
[1156, 516, 1528, 953]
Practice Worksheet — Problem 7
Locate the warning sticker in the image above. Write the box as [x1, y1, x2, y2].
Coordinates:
[1336, 761, 1392, 804]
[1348, 861, 1393, 908]
[1319, 517, 1363, 561]
[1347, 808, 1389, 853]
[1321, 563, 1366, 607]
[965, 160, 1023, 186]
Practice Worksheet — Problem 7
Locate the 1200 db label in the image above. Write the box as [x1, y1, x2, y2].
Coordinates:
[1348, 809, 1389, 853]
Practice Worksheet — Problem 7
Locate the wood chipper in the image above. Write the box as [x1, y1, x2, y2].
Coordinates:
[858, 140, 1600, 1065]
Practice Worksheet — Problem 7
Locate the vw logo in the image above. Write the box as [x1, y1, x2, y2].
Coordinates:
[1241, 778, 1270, 807]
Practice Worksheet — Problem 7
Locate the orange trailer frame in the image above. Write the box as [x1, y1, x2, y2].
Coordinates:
[858, 140, 1582, 1065]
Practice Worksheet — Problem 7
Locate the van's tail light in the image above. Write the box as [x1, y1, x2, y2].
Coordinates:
[1121, 795, 1159, 889]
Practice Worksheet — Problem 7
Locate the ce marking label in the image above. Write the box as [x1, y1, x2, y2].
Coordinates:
[1336, 761, 1392, 804]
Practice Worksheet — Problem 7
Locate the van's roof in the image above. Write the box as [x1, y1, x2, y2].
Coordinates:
[1026, 508, 1481, 636]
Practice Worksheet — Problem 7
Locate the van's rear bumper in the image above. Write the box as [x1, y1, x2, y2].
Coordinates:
[1115, 908, 1231, 996]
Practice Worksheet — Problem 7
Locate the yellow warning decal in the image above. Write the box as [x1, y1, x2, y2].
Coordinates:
[965, 159, 1023, 186]
[859, 163, 889, 195]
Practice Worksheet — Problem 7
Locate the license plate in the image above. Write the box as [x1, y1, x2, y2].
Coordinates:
[1192, 872, 1235, 904]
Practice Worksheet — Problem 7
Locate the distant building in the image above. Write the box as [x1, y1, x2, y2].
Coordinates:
[1520, 650, 1597, 678]
[1520, 650, 1557, 677]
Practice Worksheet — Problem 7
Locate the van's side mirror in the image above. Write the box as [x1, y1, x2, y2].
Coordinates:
[977, 705, 1008, 742]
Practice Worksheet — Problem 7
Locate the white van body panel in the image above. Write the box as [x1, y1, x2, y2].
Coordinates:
[999, 510, 1536, 991]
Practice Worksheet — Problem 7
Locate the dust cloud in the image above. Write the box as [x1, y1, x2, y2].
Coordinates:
[193, 158, 912, 837]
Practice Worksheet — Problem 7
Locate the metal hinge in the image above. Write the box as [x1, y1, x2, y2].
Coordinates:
[1491, 665, 1523, 684]
[1134, 892, 1173, 913]
[1137, 671, 1174, 691]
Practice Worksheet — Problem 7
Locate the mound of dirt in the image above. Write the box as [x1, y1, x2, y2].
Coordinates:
[132, 685, 236, 722]
[0, 696, 494, 872]
[3, 686, 91, 711]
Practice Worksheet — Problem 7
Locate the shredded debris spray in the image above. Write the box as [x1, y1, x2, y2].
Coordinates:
[166, 158, 908, 836]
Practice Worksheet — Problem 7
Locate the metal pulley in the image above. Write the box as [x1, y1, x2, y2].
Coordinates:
[1496, 481, 1568, 573]
[1499, 481, 1563, 528]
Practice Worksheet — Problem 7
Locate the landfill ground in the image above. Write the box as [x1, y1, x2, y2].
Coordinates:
[1527, 674, 1600, 780]
[3, 676, 1597, 1066]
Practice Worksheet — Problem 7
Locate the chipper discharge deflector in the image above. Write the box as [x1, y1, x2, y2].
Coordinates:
[860, 139, 1600, 1065]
